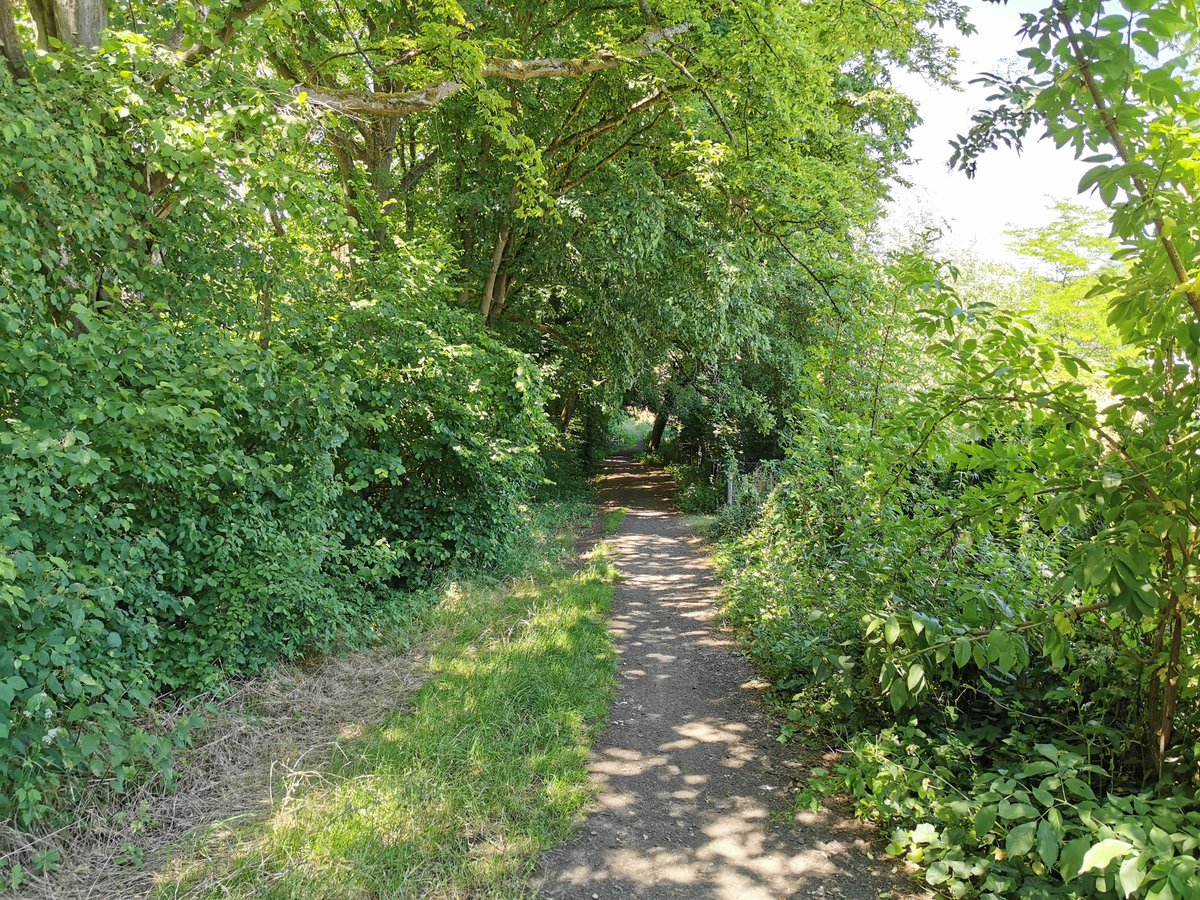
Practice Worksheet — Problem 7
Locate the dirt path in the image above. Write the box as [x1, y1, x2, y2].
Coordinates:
[537, 457, 912, 900]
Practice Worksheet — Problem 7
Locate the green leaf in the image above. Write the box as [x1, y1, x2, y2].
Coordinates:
[1006, 821, 1037, 857]
[1065, 777, 1096, 800]
[1061, 836, 1091, 882]
[1119, 855, 1147, 895]
[999, 799, 1038, 819]
[974, 804, 997, 838]
[1081, 838, 1135, 874]
[883, 616, 902, 645]
[906, 664, 925, 692]
[953, 636, 971, 667]
[1037, 817, 1060, 867]
[78, 734, 102, 756]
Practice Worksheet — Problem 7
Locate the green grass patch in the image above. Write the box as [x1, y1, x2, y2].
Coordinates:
[603, 507, 628, 534]
[679, 513, 718, 535]
[162, 503, 617, 899]
[608, 410, 654, 452]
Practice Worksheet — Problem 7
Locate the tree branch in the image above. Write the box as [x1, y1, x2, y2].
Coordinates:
[502, 314, 588, 354]
[549, 89, 672, 154]
[654, 46, 735, 143]
[397, 147, 441, 193]
[1057, 8, 1199, 323]
[299, 24, 690, 118]
[176, 0, 275, 67]
[553, 107, 669, 195]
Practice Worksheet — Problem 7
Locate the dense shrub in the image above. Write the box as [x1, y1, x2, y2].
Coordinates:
[665, 463, 723, 514]
[718, 412, 1200, 897]
[0, 47, 560, 831]
[0, 297, 548, 828]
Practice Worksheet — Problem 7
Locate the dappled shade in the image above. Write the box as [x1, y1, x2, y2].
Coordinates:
[539, 458, 901, 899]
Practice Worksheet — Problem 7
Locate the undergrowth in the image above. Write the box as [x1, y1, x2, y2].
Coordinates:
[156, 499, 618, 899]
[714, 415, 1200, 899]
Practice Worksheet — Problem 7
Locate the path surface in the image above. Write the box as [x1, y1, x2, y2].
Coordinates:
[537, 457, 911, 900]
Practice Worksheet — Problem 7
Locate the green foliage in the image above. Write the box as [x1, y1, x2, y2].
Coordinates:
[608, 411, 653, 454]
[820, 725, 1200, 899]
[720, 5, 1200, 892]
[0, 295, 548, 828]
[162, 501, 617, 898]
[664, 462, 723, 515]
[0, 0, 1025, 883]
[716, 281, 1200, 894]
[953, 203, 1131, 374]
[0, 15, 563, 841]
[1005, 200, 1118, 283]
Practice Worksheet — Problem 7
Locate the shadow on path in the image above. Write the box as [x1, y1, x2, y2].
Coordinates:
[536, 456, 911, 900]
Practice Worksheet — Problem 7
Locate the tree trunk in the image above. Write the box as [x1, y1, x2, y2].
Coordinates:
[1148, 593, 1185, 780]
[485, 273, 511, 327]
[365, 119, 400, 252]
[648, 406, 669, 451]
[72, 0, 104, 47]
[647, 382, 675, 451]
[258, 282, 272, 349]
[26, 0, 106, 49]
[0, 0, 28, 79]
[480, 224, 511, 320]
[557, 387, 579, 432]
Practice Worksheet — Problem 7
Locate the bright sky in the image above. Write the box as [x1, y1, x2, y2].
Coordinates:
[882, 0, 1104, 262]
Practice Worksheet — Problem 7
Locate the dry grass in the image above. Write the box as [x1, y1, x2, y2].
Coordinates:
[7, 643, 429, 900]
[5, 497, 600, 900]
[152, 541, 616, 898]
[7, 498, 598, 900]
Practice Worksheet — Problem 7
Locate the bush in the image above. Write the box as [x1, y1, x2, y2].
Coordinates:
[714, 409, 1197, 898]
[665, 462, 723, 513]
[820, 725, 1200, 899]
[0, 299, 549, 828]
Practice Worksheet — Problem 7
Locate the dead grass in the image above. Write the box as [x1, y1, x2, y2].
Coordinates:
[6, 643, 429, 899]
[7, 498, 597, 900]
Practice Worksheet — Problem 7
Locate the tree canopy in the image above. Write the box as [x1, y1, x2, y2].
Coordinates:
[5, 0, 1200, 895]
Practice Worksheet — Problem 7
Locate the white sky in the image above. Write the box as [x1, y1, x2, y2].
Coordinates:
[882, 0, 1104, 262]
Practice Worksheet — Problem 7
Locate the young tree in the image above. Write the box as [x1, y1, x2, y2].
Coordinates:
[949, 0, 1199, 779]
[1005, 198, 1116, 282]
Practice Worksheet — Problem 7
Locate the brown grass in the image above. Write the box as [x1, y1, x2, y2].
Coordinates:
[6, 644, 429, 900]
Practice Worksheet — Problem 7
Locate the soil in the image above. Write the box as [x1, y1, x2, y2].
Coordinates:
[537, 455, 919, 900]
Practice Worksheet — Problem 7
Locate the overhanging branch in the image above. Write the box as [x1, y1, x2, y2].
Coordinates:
[298, 24, 690, 118]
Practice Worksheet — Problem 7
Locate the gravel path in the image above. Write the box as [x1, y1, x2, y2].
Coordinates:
[537, 456, 913, 900]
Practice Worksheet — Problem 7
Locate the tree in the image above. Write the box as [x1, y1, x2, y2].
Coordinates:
[949, 0, 1199, 779]
[1005, 198, 1116, 282]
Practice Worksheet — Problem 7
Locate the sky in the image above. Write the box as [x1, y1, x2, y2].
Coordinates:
[881, 0, 1104, 263]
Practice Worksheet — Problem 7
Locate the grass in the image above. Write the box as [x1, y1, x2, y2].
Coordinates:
[608, 409, 654, 453]
[159, 502, 618, 899]
[603, 506, 628, 534]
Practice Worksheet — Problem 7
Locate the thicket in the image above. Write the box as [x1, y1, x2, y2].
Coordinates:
[0, 44, 550, 837]
[708, 2, 1200, 896]
[2, 228, 549, 831]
